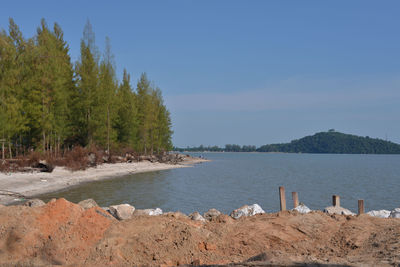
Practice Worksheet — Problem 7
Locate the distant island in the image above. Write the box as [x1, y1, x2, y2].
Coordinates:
[175, 130, 400, 154]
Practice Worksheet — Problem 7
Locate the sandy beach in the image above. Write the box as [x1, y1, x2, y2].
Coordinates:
[0, 157, 207, 205]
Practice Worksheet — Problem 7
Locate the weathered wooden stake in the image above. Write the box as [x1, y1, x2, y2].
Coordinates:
[292, 192, 299, 208]
[332, 195, 340, 207]
[358, 199, 364, 215]
[279, 186, 286, 211]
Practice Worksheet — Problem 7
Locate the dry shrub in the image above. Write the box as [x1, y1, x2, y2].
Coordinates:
[64, 146, 89, 171]
[0, 160, 10, 172]
[27, 151, 42, 167]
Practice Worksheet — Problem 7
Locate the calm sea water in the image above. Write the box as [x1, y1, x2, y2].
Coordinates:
[39, 153, 400, 214]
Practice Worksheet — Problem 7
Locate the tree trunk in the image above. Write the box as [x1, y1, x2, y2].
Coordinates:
[2, 140, 4, 160]
[15, 139, 18, 157]
[107, 107, 110, 154]
[43, 131, 46, 153]
[8, 141, 12, 159]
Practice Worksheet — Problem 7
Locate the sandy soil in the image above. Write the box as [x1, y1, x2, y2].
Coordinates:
[0, 157, 208, 205]
[0, 198, 399, 266]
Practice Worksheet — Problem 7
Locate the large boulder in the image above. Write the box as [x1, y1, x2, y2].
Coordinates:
[203, 208, 222, 221]
[33, 160, 54, 173]
[293, 204, 311, 214]
[134, 208, 163, 216]
[324, 206, 355, 216]
[389, 208, 400, 218]
[230, 204, 265, 219]
[78, 199, 99, 210]
[109, 204, 135, 220]
[24, 198, 45, 207]
[189, 212, 206, 222]
[367, 210, 391, 218]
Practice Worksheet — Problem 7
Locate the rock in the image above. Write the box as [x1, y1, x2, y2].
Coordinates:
[24, 199, 45, 207]
[389, 208, 400, 218]
[109, 204, 135, 220]
[78, 199, 99, 210]
[134, 208, 163, 216]
[48, 198, 57, 204]
[230, 204, 265, 219]
[293, 204, 311, 214]
[101, 207, 111, 213]
[189, 212, 206, 222]
[33, 160, 54, 172]
[102, 155, 109, 163]
[88, 153, 96, 166]
[367, 210, 391, 218]
[203, 208, 222, 221]
[324, 206, 355, 216]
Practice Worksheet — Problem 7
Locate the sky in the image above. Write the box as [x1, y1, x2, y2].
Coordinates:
[1, 1, 399, 147]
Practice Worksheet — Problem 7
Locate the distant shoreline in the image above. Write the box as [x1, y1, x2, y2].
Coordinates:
[0, 157, 209, 205]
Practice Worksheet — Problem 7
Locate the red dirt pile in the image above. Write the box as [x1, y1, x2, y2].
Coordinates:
[0, 199, 399, 266]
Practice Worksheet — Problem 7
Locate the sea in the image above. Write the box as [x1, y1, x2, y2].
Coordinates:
[39, 152, 400, 214]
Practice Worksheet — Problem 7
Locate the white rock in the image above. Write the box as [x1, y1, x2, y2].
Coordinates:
[203, 208, 222, 221]
[293, 204, 311, 214]
[78, 199, 99, 210]
[230, 204, 265, 219]
[389, 208, 400, 218]
[24, 199, 46, 207]
[324, 206, 355, 216]
[109, 204, 135, 220]
[134, 208, 163, 216]
[367, 210, 391, 218]
[189, 212, 206, 222]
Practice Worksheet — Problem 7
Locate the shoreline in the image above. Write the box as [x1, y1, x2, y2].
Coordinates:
[0, 157, 209, 205]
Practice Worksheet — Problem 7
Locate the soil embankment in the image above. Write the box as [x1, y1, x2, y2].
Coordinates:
[0, 198, 399, 266]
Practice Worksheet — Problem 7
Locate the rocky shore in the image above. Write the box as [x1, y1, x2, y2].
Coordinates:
[0, 154, 208, 205]
[0, 198, 399, 266]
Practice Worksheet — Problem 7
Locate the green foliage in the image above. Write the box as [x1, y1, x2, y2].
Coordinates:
[0, 18, 173, 158]
[175, 131, 400, 155]
[257, 131, 400, 154]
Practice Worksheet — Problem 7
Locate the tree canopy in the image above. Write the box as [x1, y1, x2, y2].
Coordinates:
[0, 18, 173, 159]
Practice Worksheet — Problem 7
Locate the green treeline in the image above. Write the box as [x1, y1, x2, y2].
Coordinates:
[174, 144, 257, 152]
[257, 131, 400, 154]
[0, 18, 172, 159]
[175, 131, 400, 154]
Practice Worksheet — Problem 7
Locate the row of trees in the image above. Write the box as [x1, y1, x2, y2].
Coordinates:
[0, 18, 173, 159]
[174, 144, 257, 152]
[175, 131, 400, 154]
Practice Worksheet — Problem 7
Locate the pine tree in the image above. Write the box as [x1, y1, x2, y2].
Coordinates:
[0, 19, 27, 158]
[75, 20, 99, 146]
[115, 69, 138, 147]
[96, 37, 118, 152]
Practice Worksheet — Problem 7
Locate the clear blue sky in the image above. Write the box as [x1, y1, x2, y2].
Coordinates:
[1, 1, 399, 147]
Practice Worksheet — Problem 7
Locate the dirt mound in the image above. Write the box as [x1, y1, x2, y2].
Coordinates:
[0, 199, 399, 266]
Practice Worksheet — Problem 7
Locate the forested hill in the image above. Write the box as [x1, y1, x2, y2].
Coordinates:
[257, 131, 400, 154]
[175, 131, 400, 154]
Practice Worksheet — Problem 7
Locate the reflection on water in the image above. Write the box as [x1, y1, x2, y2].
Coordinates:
[40, 153, 400, 214]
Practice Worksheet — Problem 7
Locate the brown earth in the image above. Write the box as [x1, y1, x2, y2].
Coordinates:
[0, 199, 399, 267]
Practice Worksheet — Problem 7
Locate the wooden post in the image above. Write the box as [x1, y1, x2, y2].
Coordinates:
[279, 186, 286, 211]
[332, 195, 340, 207]
[358, 199, 364, 215]
[292, 192, 299, 208]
